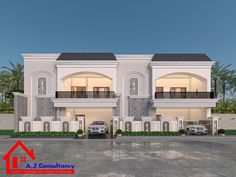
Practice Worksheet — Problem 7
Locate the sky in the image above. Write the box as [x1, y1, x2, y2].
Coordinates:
[0, 0, 236, 68]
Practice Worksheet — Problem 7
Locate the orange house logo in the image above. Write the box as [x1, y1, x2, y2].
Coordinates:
[3, 140, 75, 174]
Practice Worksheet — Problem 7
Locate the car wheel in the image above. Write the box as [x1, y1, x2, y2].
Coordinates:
[186, 129, 191, 135]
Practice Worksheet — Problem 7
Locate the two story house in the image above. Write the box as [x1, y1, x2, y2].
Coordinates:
[13, 53, 218, 135]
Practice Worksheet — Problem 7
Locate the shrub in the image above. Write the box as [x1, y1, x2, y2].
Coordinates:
[13, 131, 76, 137]
[115, 129, 122, 135]
[77, 129, 83, 135]
[0, 130, 14, 135]
[179, 129, 186, 135]
[218, 129, 225, 134]
[225, 130, 236, 135]
[121, 131, 181, 136]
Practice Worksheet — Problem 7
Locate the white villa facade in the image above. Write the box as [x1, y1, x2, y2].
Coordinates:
[14, 53, 219, 135]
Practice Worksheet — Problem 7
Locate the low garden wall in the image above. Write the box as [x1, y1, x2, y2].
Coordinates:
[0, 114, 14, 130]
[213, 114, 236, 130]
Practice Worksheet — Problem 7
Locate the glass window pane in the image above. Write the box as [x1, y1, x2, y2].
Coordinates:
[130, 78, 138, 95]
[38, 77, 46, 95]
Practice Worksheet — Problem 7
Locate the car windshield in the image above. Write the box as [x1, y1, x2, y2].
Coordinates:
[92, 121, 105, 125]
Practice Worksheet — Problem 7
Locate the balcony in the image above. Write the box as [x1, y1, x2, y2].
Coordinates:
[52, 91, 118, 108]
[55, 91, 116, 98]
[153, 92, 217, 108]
[155, 92, 215, 99]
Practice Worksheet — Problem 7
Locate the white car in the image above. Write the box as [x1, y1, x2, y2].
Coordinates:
[186, 125, 208, 135]
[88, 121, 108, 135]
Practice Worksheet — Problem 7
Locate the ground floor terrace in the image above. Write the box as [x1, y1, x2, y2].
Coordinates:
[18, 107, 219, 135]
[1, 137, 236, 177]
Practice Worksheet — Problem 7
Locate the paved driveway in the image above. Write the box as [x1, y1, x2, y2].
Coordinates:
[0, 137, 236, 177]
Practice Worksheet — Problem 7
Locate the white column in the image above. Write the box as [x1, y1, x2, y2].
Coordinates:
[207, 108, 211, 118]
[211, 116, 219, 135]
[152, 70, 156, 99]
[112, 116, 119, 135]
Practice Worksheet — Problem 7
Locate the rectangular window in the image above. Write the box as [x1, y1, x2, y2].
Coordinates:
[155, 87, 164, 98]
[170, 87, 186, 92]
[170, 87, 187, 98]
[71, 86, 86, 92]
[71, 86, 86, 98]
[93, 87, 110, 98]
[93, 87, 110, 92]
[156, 87, 164, 92]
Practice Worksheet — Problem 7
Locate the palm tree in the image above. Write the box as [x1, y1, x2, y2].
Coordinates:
[211, 62, 236, 100]
[220, 68, 236, 101]
[211, 62, 229, 98]
[1, 61, 24, 92]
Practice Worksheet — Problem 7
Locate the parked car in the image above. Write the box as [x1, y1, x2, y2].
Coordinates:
[88, 121, 108, 135]
[186, 125, 208, 135]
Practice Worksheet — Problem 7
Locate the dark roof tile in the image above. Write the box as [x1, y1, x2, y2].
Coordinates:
[57, 53, 116, 61]
[152, 54, 212, 61]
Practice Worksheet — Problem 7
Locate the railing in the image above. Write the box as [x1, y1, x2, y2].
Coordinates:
[155, 92, 215, 99]
[55, 91, 116, 98]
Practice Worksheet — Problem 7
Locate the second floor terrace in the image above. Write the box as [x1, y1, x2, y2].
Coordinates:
[52, 71, 119, 108]
[152, 73, 218, 108]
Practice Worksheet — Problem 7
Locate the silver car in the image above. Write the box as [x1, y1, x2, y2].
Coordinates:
[186, 125, 208, 135]
[88, 121, 108, 135]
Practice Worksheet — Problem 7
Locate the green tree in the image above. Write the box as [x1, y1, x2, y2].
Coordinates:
[211, 62, 236, 100]
[1, 61, 24, 92]
[0, 71, 11, 102]
[0, 62, 24, 111]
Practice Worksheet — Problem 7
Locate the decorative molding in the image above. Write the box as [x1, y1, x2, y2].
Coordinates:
[115, 54, 153, 61]
[150, 61, 214, 67]
[22, 53, 60, 60]
[153, 98, 218, 108]
[128, 95, 150, 99]
[13, 92, 28, 97]
[51, 98, 119, 108]
[56, 61, 118, 67]
[36, 95, 55, 98]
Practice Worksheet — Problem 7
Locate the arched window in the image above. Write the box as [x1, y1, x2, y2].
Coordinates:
[125, 121, 132, 132]
[62, 121, 69, 132]
[130, 78, 138, 95]
[38, 77, 46, 95]
[24, 121, 31, 132]
[144, 121, 150, 132]
[43, 121, 50, 132]
[163, 121, 169, 132]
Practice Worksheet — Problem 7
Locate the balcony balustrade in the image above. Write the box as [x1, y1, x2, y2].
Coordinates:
[155, 92, 215, 99]
[55, 91, 116, 98]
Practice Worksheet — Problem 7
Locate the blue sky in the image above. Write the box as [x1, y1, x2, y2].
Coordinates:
[0, 0, 236, 68]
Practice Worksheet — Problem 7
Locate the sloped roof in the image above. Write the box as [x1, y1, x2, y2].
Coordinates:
[152, 54, 212, 61]
[57, 53, 116, 61]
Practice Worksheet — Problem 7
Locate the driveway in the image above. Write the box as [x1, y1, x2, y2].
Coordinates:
[0, 137, 236, 177]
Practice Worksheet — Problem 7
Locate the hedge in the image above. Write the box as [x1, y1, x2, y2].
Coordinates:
[225, 130, 236, 135]
[12, 131, 77, 137]
[0, 130, 14, 135]
[121, 131, 181, 136]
